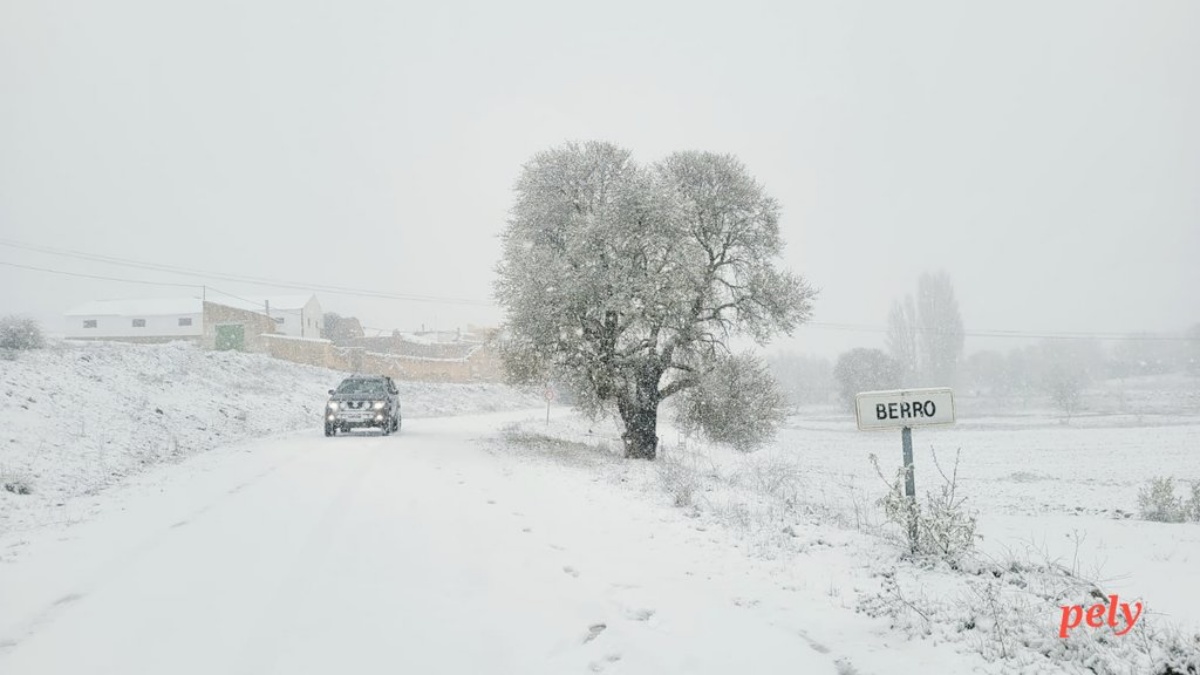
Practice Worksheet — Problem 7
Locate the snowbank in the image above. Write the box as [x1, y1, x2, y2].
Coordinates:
[0, 340, 541, 537]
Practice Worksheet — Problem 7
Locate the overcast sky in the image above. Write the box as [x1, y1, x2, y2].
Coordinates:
[2, 0, 1196, 356]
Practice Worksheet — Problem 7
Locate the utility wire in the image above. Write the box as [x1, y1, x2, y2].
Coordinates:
[800, 321, 1196, 342]
[3, 242, 1192, 343]
[0, 260, 203, 289]
[0, 238, 494, 307]
[0, 260, 307, 317]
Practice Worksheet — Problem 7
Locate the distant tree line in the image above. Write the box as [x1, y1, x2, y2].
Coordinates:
[765, 265, 1198, 419]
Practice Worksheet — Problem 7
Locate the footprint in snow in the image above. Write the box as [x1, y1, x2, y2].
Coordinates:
[588, 654, 622, 672]
[53, 592, 84, 606]
[797, 630, 831, 654]
[582, 623, 606, 644]
[563, 566, 580, 577]
[623, 607, 655, 622]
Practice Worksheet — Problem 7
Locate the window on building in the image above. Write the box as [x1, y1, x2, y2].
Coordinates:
[132, 319, 146, 328]
[274, 317, 285, 324]
[83, 320, 97, 329]
[178, 317, 193, 327]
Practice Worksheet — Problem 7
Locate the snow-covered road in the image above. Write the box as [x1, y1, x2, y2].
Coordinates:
[0, 411, 843, 675]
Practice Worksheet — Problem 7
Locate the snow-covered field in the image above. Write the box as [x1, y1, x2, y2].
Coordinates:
[2, 341, 1197, 674]
[501, 401, 1200, 673]
[0, 340, 542, 540]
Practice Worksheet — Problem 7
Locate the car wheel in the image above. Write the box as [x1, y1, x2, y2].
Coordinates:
[394, 416, 402, 433]
[382, 418, 392, 436]
[324, 424, 335, 437]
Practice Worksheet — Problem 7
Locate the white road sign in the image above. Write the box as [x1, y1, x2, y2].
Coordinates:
[855, 387, 955, 431]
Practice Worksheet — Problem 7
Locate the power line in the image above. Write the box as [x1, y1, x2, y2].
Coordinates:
[0, 261, 311, 319]
[802, 321, 1195, 342]
[0, 238, 495, 307]
[0, 260, 203, 289]
[3, 240, 1191, 343]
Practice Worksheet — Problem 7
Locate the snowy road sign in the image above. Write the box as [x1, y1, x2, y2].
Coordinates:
[856, 386, 956, 552]
[854, 387, 955, 431]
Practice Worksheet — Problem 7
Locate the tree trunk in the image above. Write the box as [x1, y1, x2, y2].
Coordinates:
[620, 398, 658, 460]
[618, 367, 661, 460]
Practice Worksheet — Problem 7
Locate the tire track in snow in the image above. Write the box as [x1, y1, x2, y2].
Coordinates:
[0, 445, 311, 655]
[231, 440, 385, 674]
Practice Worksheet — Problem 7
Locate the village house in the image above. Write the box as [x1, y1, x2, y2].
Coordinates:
[246, 295, 323, 339]
[64, 297, 278, 352]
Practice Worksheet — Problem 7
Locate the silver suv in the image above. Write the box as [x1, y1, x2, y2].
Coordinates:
[324, 375, 402, 436]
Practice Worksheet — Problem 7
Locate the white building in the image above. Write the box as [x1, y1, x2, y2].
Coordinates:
[63, 294, 324, 345]
[248, 295, 323, 339]
[64, 298, 205, 342]
[63, 297, 288, 352]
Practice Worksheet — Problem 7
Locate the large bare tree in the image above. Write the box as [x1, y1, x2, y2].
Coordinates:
[495, 142, 814, 459]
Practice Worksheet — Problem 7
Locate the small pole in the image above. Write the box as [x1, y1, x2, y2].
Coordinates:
[902, 426, 917, 551]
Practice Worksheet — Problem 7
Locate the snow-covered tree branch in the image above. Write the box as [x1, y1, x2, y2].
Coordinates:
[495, 142, 814, 459]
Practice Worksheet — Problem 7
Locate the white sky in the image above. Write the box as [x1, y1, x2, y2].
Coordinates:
[1, 0, 1196, 355]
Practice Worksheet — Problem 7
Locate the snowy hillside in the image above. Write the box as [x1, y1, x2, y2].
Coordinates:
[0, 340, 541, 536]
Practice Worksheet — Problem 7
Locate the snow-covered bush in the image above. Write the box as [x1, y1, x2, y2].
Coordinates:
[870, 448, 978, 563]
[674, 353, 788, 452]
[1138, 477, 1200, 523]
[0, 315, 44, 351]
[833, 348, 899, 412]
[1191, 481, 1200, 523]
[658, 458, 697, 507]
[1, 471, 33, 495]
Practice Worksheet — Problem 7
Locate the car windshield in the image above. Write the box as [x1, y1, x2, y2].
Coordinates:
[336, 379, 387, 395]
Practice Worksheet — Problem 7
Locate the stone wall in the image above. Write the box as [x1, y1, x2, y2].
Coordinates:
[259, 332, 505, 383]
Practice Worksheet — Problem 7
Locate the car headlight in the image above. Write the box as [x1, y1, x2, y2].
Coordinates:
[327, 401, 339, 410]
[373, 401, 385, 410]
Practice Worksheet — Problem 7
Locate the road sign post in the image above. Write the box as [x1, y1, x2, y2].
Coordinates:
[901, 425, 916, 546]
[855, 387, 956, 552]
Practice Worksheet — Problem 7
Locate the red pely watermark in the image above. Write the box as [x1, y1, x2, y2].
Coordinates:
[1059, 595, 1143, 638]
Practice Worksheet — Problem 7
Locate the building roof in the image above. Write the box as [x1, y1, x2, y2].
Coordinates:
[65, 298, 204, 317]
[245, 295, 318, 311]
[63, 295, 292, 318]
[190, 295, 318, 317]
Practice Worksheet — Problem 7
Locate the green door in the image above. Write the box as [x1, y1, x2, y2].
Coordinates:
[215, 324, 245, 351]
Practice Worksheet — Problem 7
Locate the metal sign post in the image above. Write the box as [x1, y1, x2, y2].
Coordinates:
[855, 387, 956, 552]
[901, 425, 916, 546]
